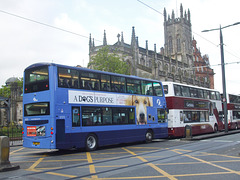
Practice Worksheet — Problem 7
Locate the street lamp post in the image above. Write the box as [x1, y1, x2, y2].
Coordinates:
[202, 22, 240, 133]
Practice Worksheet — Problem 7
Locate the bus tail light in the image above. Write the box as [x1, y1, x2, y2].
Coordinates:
[22, 128, 24, 134]
[51, 131, 53, 135]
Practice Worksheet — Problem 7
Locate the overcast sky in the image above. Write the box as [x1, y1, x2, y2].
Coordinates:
[0, 0, 239, 94]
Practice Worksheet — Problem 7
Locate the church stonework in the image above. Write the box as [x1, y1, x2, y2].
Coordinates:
[89, 4, 214, 89]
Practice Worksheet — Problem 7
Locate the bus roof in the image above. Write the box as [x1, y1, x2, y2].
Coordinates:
[25, 62, 162, 83]
[162, 81, 220, 92]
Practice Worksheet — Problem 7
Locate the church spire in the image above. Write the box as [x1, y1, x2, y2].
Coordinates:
[103, 30, 107, 46]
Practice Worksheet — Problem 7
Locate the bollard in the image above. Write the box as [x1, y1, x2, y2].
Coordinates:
[185, 125, 192, 140]
[0, 136, 20, 172]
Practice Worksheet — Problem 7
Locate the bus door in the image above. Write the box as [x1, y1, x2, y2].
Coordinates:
[56, 119, 65, 147]
[209, 102, 215, 122]
[72, 107, 81, 130]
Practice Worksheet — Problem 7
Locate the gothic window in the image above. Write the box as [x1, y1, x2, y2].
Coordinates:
[149, 59, 152, 67]
[140, 57, 144, 65]
[177, 35, 181, 52]
[158, 62, 161, 71]
[171, 66, 175, 73]
[168, 36, 173, 54]
[178, 68, 182, 75]
[165, 64, 169, 72]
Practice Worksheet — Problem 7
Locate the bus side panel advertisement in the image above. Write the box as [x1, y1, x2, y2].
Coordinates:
[68, 90, 153, 106]
[69, 90, 153, 125]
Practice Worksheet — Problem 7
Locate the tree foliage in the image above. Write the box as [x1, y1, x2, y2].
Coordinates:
[88, 46, 130, 75]
[0, 77, 23, 98]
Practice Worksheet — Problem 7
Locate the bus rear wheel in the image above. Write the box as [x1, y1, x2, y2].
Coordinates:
[145, 130, 153, 143]
[85, 134, 98, 151]
[235, 123, 238, 130]
[214, 124, 218, 133]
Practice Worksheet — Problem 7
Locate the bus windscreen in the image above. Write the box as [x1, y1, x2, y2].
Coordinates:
[24, 66, 49, 93]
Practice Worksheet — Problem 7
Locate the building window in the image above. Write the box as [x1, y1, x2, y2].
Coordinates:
[169, 37, 173, 54]
[177, 37, 181, 52]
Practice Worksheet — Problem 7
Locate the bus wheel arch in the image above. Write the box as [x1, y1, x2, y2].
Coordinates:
[85, 133, 98, 151]
[145, 129, 154, 143]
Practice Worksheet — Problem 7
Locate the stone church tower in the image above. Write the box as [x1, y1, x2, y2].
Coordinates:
[164, 4, 193, 67]
[89, 4, 214, 89]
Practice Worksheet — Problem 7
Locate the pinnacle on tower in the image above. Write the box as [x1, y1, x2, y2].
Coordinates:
[164, 8, 167, 21]
[131, 26, 136, 46]
[89, 33, 92, 49]
[180, 4, 183, 18]
[188, 9, 191, 22]
[103, 30, 107, 46]
[121, 32, 124, 43]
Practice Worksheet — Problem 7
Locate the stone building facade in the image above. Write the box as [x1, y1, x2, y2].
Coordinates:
[89, 4, 214, 89]
[193, 38, 215, 89]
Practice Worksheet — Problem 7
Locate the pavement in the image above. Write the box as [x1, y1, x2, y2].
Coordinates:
[183, 129, 240, 140]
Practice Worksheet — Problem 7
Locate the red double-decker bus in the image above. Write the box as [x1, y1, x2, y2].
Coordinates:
[222, 93, 240, 130]
[163, 82, 224, 137]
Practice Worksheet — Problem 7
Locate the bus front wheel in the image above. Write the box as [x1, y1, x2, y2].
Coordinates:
[145, 130, 153, 143]
[85, 134, 98, 151]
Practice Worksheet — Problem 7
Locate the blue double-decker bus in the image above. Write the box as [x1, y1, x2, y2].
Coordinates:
[22, 63, 168, 150]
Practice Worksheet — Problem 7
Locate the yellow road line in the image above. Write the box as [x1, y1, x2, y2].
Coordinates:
[174, 171, 233, 177]
[10, 147, 24, 155]
[82, 176, 166, 179]
[184, 154, 240, 175]
[44, 159, 87, 162]
[86, 152, 98, 179]
[46, 172, 77, 178]
[200, 152, 240, 159]
[26, 158, 44, 172]
[122, 148, 177, 180]
[26, 154, 47, 172]
[172, 149, 240, 176]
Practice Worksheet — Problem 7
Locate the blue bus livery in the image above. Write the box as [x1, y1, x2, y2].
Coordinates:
[23, 63, 168, 150]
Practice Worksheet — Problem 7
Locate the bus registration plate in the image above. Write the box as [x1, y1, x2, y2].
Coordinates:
[33, 142, 40, 145]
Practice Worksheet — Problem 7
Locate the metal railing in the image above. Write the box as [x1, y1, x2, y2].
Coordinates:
[0, 125, 23, 146]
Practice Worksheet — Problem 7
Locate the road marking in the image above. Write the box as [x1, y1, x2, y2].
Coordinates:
[172, 149, 240, 176]
[86, 152, 98, 179]
[122, 147, 177, 180]
[10, 147, 24, 155]
[46, 172, 77, 178]
[82, 175, 166, 179]
[26, 155, 47, 172]
[199, 152, 240, 159]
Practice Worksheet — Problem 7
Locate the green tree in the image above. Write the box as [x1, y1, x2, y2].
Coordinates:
[0, 77, 23, 98]
[88, 46, 130, 75]
[0, 85, 11, 98]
